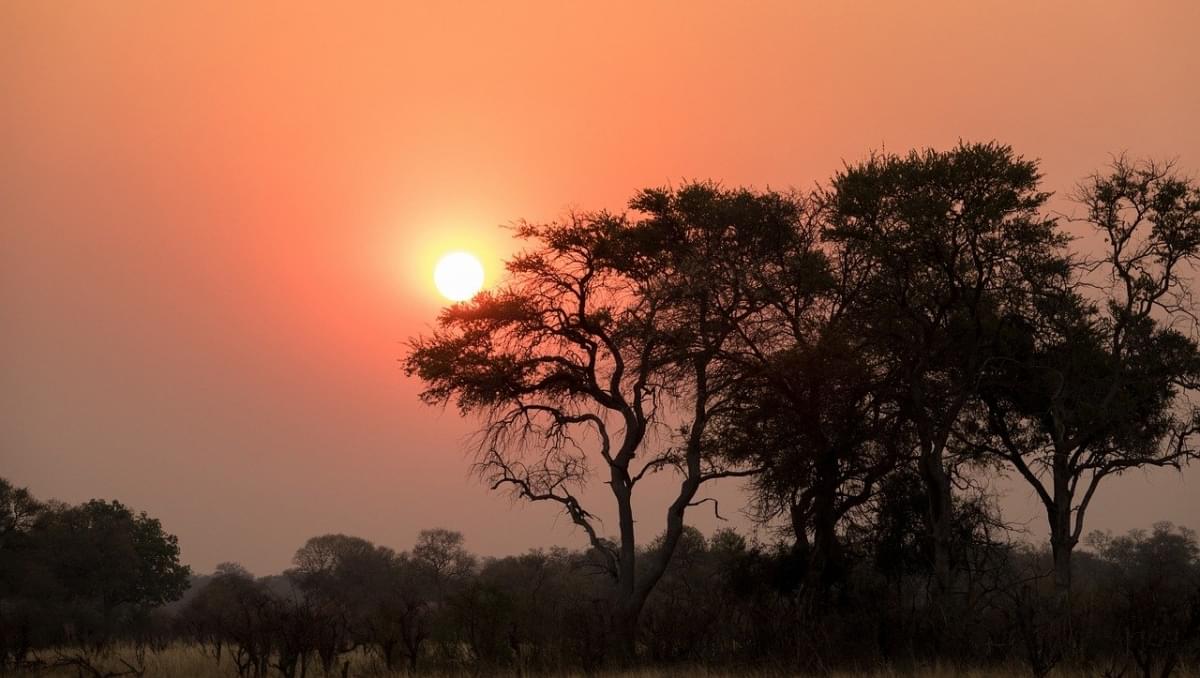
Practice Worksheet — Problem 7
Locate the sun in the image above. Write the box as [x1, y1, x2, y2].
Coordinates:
[434, 251, 485, 301]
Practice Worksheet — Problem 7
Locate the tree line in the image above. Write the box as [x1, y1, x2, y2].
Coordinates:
[2, 475, 1199, 677]
[4, 142, 1200, 676]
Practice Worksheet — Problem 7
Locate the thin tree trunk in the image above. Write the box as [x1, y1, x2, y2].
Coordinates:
[609, 467, 639, 664]
[809, 447, 843, 601]
[919, 445, 954, 599]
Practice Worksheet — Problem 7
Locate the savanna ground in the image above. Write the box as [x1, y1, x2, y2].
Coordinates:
[10, 645, 1199, 678]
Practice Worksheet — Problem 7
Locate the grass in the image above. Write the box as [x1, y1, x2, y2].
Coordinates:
[10, 644, 1200, 677]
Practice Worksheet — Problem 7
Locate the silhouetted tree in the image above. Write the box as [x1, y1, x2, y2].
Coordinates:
[14, 144, 1200, 678]
[411, 528, 475, 595]
[406, 183, 816, 660]
[387, 552, 436, 673]
[976, 158, 1200, 594]
[289, 534, 390, 674]
[0, 479, 43, 670]
[0, 480, 39, 554]
[180, 563, 274, 677]
[1088, 523, 1200, 678]
[820, 142, 1070, 602]
[0, 483, 190, 675]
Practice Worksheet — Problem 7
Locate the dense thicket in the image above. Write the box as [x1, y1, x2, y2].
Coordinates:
[5, 143, 1200, 677]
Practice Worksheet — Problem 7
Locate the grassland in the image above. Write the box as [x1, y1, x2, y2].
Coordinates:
[10, 644, 1200, 678]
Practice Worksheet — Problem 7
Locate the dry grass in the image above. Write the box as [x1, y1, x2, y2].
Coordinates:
[10, 644, 1199, 677]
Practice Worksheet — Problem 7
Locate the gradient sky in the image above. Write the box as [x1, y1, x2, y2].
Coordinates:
[3, 2, 1199, 575]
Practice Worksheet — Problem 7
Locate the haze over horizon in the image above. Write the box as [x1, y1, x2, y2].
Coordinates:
[3, 1, 1199, 575]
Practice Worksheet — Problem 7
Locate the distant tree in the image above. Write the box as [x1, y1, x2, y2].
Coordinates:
[445, 576, 516, 668]
[1088, 523, 1200, 678]
[353, 555, 413, 672]
[388, 552, 436, 673]
[406, 183, 816, 659]
[268, 532, 477, 674]
[0, 478, 40, 552]
[384, 529, 475, 671]
[411, 528, 475, 595]
[36, 500, 191, 614]
[0, 489, 190, 675]
[470, 547, 588, 673]
[263, 583, 320, 678]
[181, 564, 274, 678]
[0, 479, 43, 669]
[289, 534, 392, 674]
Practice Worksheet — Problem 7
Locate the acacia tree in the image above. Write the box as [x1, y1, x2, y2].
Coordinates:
[976, 158, 1200, 594]
[405, 183, 820, 658]
[820, 142, 1071, 599]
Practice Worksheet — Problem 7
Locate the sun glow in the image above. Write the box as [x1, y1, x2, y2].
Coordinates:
[434, 251, 485, 301]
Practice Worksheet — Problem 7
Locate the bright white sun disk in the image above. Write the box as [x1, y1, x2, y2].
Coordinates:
[434, 252, 484, 301]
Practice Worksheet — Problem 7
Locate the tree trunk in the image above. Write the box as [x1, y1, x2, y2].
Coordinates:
[808, 447, 843, 601]
[603, 360, 713, 666]
[379, 639, 397, 671]
[919, 445, 954, 599]
[608, 465, 640, 664]
[605, 439, 706, 664]
[607, 601, 641, 666]
[1049, 472, 1075, 597]
[789, 501, 812, 572]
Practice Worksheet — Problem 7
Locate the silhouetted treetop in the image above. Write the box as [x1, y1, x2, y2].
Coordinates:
[405, 181, 829, 659]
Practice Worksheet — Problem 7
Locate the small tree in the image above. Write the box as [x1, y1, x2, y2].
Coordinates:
[289, 534, 393, 674]
[1089, 523, 1200, 678]
[182, 564, 274, 678]
[0, 479, 40, 552]
[412, 528, 475, 595]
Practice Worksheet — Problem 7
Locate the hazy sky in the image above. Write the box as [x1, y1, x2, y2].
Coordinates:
[3, 2, 1199, 575]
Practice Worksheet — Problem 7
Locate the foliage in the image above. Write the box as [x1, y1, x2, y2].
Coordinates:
[0, 480, 190, 674]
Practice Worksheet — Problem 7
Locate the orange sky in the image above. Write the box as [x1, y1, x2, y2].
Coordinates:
[3, 2, 1199, 574]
